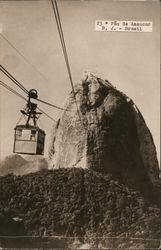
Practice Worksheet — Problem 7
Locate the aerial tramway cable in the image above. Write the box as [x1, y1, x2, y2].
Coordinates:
[0, 33, 49, 83]
[37, 107, 56, 122]
[51, 0, 84, 126]
[0, 80, 56, 122]
[0, 65, 28, 94]
[0, 65, 70, 113]
[0, 80, 27, 101]
[36, 98, 69, 111]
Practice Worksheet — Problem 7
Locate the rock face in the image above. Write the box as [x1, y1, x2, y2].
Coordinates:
[49, 74, 159, 198]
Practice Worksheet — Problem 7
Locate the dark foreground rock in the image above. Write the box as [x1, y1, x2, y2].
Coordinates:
[0, 168, 160, 249]
[49, 74, 159, 202]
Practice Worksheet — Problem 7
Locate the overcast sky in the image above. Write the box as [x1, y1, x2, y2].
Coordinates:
[0, 0, 160, 163]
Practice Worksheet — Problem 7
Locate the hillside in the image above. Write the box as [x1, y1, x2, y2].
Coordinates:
[0, 168, 160, 249]
[0, 155, 48, 176]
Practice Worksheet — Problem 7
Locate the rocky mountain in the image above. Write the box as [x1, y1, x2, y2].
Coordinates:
[49, 73, 159, 202]
[0, 154, 48, 176]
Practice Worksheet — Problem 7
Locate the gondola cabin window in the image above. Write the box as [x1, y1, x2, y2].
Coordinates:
[30, 130, 36, 141]
[16, 129, 22, 138]
[13, 125, 45, 155]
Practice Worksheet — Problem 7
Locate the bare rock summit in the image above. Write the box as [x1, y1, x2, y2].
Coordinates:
[49, 73, 159, 199]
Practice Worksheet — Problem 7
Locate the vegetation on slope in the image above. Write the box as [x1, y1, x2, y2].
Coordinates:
[0, 168, 160, 248]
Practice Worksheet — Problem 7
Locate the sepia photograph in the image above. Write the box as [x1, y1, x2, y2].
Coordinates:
[0, 0, 160, 249]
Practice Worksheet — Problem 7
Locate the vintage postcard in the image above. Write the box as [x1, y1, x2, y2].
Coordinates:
[0, 0, 160, 249]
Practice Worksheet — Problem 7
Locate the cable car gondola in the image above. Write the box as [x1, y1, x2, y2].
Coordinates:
[13, 89, 46, 155]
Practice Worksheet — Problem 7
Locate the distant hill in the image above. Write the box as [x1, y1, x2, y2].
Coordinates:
[0, 154, 48, 176]
[0, 155, 27, 176]
[15, 158, 48, 175]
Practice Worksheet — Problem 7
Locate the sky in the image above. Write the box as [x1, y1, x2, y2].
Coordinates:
[0, 0, 160, 163]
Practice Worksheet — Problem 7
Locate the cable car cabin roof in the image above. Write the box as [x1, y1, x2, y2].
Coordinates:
[15, 125, 46, 135]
